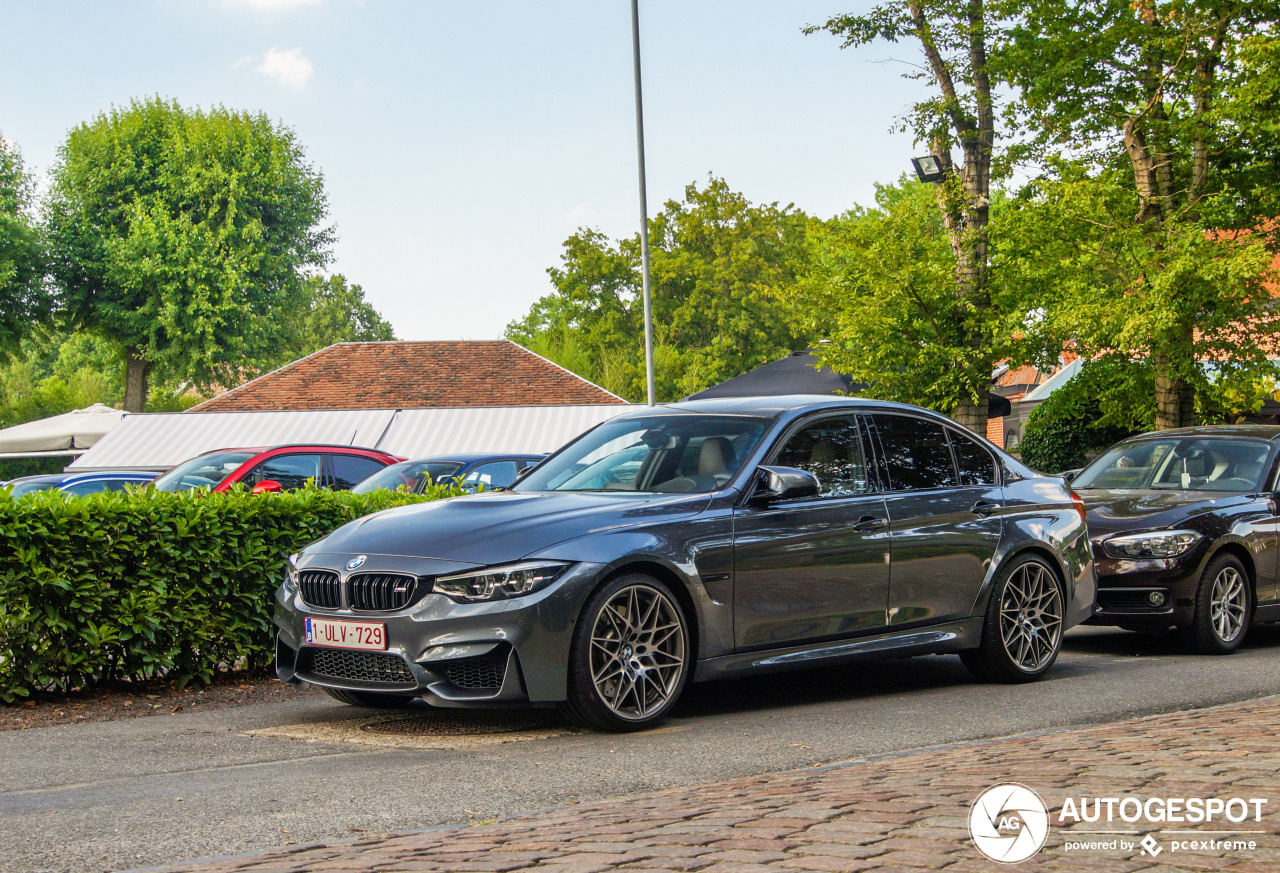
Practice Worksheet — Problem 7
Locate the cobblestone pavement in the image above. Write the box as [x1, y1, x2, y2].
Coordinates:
[157, 696, 1280, 873]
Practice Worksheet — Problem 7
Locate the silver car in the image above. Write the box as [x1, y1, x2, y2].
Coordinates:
[275, 397, 1096, 731]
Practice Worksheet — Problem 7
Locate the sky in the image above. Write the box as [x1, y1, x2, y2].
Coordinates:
[1, 0, 928, 342]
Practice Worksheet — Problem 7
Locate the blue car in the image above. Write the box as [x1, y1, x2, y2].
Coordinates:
[351, 453, 545, 495]
[5, 470, 156, 497]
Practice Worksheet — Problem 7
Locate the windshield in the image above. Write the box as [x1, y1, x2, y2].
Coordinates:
[351, 460, 464, 494]
[152, 451, 255, 492]
[515, 414, 770, 493]
[1073, 437, 1272, 492]
[7, 478, 63, 497]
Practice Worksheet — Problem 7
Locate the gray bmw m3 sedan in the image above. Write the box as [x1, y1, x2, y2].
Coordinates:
[274, 397, 1096, 731]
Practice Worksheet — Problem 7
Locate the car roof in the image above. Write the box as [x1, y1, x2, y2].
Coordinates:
[1122, 425, 1280, 442]
[616, 395, 954, 419]
[395, 453, 546, 465]
[6, 471, 153, 486]
[196, 444, 390, 456]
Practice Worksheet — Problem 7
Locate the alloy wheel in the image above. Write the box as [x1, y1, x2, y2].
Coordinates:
[998, 561, 1063, 673]
[588, 583, 687, 721]
[1209, 566, 1247, 643]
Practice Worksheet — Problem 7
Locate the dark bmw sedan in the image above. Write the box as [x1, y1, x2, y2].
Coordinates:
[1071, 426, 1280, 653]
[275, 397, 1095, 731]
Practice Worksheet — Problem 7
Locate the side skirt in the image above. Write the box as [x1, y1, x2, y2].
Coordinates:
[692, 618, 985, 683]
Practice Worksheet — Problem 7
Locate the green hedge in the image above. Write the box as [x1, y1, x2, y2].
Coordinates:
[0, 485, 457, 701]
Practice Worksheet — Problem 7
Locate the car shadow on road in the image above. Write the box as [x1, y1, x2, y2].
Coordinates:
[1061, 622, 1280, 657]
[671, 653, 975, 719]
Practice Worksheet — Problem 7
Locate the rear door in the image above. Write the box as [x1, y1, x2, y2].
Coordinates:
[868, 413, 1003, 627]
[732, 414, 890, 650]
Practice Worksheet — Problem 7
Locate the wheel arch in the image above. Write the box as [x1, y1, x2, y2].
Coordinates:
[982, 543, 1069, 612]
[597, 559, 702, 672]
[1205, 540, 1257, 612]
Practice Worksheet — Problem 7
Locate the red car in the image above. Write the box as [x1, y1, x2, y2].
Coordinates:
[150, 445, 402, 494]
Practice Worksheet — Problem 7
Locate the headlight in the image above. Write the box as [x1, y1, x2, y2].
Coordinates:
[283, 557, 301, 594]
[434, 561, 569, 603]
[1102, 530, 1203, 559]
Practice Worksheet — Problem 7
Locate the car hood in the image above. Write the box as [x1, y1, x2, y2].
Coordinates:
[305, 490, 713, 565]
[1078, 489, 1251, 539]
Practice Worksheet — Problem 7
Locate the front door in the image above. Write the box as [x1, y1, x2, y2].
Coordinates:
[868, 414, 1003, 626]
[733, 414, 890, 650]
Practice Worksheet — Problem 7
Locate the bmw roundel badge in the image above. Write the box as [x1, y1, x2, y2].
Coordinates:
[346, 555, 367, 571]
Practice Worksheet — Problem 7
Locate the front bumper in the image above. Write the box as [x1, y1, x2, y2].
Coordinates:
[274, 558, 606, 706]
[1085, 543, 1206, 627]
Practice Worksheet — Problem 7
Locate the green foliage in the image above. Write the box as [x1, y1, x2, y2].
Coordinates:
[506, 177, 816, 401]
[0, 484, 459, 701]
[266, 273, 396, 369]
[999, 170, 1279, 405]
[45, 97, 332, 409]
[800, 179, 1028, 415]
[1019, 359, 1154, 473]
[0, 134, 49, 355]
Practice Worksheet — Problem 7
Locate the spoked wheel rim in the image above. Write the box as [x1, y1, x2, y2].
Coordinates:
[589, 584, 687, 722]
[999, 562, 1063, 673]
[1210, 567, 1248, 643]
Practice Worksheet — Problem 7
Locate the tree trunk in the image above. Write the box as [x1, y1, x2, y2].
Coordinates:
[123, 347, 152, 413]
[1153, 352, 1195, 430]
[953, 399, 987, 434]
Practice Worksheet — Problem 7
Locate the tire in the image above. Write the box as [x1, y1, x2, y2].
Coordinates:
[322, 687, 416, 708]
[1180, 553, 1251, 655]
[560, 573, 692, 732]
[961, 553, 1065, 683]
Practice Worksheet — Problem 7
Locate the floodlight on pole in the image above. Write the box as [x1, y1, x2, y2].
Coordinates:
[631, 0, 656, 406]
[911, 154, 946, 183]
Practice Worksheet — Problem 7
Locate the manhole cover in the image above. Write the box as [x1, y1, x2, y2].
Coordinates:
[361, 711, 559, 737]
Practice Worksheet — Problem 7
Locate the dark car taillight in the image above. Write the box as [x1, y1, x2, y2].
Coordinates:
[1071, 491, 1088, 524]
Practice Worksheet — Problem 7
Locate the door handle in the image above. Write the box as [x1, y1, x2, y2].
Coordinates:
[970, 500, 1002, 518]
[853, 515, 887, 532]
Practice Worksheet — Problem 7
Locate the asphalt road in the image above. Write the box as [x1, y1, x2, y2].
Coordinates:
[4, 624, 1280, 873]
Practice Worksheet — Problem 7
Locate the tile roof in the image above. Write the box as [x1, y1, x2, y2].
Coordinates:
[191, 341, 625, 412]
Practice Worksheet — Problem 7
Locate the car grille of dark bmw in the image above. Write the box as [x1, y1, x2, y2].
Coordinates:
[308, 649, 415, 685]
[348, 573, 422, 611]
[441, 649, 509, 690]
[299, 570, 342, 608]
[1099, 589, 1169, 611]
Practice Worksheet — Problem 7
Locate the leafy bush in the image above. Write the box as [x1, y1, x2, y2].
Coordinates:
[1019, 359, 1154, 473]
[0, 484, 458, 701]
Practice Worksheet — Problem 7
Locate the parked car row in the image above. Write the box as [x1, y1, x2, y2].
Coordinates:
[273, 396, 1280, 732]
[4, 447, 546, 497]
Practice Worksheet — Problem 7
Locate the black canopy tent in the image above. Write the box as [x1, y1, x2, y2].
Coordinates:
[683, 350, 1013, 418]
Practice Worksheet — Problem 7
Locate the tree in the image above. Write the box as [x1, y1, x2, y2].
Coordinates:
[0, 133, 48, 355]
[45, 97, 332, 411]
[271, 273, 396, 366]
[794, 179, 1024, 412]
[507, 178, 815, 401]
[998, 0, 1280, 428]
[809, 0, 1001, 430]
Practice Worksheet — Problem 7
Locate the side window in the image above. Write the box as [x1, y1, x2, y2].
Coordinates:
[329, 455, 385, 490]
[62, 480, 109, 496]
[463, 460, 520, 489]
[950, 429, 998, 486]
[871, 414, 958, 491]
[772, 416, 870, 498]
[244, 454, 324, 490]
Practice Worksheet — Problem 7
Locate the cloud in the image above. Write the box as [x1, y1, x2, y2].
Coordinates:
[220, 0, 321, 10]
[256, 47, 314, 90]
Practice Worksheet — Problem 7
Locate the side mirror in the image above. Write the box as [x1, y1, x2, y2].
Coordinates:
[1061, 469, 1080, 483]
[251, 480, 284, 494]
[752, 465, 821, 503]
[513, 465, 535, 483]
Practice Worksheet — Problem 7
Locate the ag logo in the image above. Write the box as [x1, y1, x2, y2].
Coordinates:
[968, 783, 1050, 863]
[346, 555, 367, 571]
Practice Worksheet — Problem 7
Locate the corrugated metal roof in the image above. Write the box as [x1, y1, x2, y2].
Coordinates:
[66, 405, 634, 472]
[67, 409, 397, 471]
[375, 405, 632, 458]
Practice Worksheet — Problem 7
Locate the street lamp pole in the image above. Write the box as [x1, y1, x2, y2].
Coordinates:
[630, 0, 656, 406]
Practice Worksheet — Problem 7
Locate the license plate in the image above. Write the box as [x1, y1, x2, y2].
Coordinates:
[305, 617, 387, 651]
